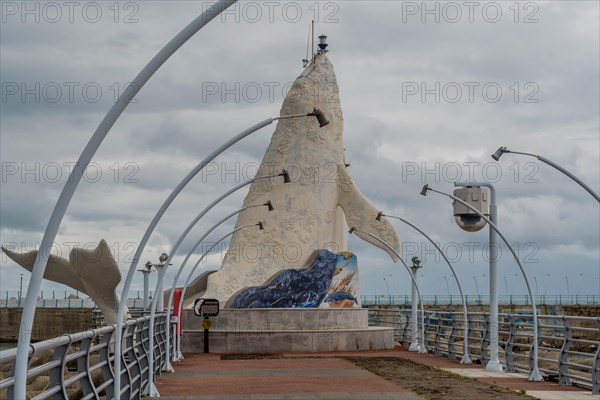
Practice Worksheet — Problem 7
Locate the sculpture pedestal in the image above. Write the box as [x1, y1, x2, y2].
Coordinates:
[181, 308, 394, 353]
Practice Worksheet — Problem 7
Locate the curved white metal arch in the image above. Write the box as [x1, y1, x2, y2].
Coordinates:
[12, 2, 240, 397]
[382, 213, 472, 364]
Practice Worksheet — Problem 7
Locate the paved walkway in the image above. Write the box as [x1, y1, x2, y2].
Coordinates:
[156, 347, 594, 400]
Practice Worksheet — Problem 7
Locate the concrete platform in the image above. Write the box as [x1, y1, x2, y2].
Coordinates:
[181, 308, 394, 353]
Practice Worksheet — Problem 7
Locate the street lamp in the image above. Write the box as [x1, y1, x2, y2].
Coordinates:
[443, 276, 450, 297]
[383, 275, 391, 297]
[139, 262, 154, 310]
[10, 2, 241, 396]
[113, 111, 328, 394]
[174, 222, 265, 349]
[409, 256, 423, 352]
[348, 228, 428, 354]
[565, 276, 570, 298]
[504, 276, 509, 297]
[146, 200, 274, 397]
[377, 212, 471, 363]
[145, 203, 274, 394]
[473, 276, 479, 297]
[492, 147, 599, 202]
[421, 184, 543, 381]
[161, 173, 287, 367]
[18, 274, 23, 308]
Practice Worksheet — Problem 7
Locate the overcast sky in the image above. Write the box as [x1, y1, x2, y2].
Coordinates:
[1, 1, 598, 301]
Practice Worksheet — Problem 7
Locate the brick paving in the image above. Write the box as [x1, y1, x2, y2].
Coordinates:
[156, 347, 595, 400]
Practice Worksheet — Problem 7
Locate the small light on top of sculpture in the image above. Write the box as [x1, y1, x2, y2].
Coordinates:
[453, 186, 490, 232]
[317, 34, 328, 54]
[145, 261, 153, 271]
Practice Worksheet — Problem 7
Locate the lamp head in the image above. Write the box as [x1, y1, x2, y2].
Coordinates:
[280, 169, 291, 183]
[145, 261, 153, 270]
[348, 227, 356, 235]
[492, 146, 508, 161]
[411, 256, 421, 267]
[257, 221, 264, 230]
[375, 211, 384, 221]
[264, 200, 274, 211]
[159, 252, 169, 263]
[420, 184, 429, 196]
[309, 108, 330, 128]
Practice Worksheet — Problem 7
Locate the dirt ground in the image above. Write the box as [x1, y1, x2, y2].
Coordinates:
[344, 356, 537, 400]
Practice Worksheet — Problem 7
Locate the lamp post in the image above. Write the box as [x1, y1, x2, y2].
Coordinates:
[18, 274, 23, 308]
[144, 205, 270, 397]
[504, 276, 509, 298]
[348, 228, 428, 354]
[473, 276, 479, 297]
[409, 256, 423, 352]
[10, 2, 241, 397]
[377, 212, 471, 363]
[175, 223, 265, 350]
[565, 276, 570, 300]
[492, 147, 599, 202]
[160, 173, 286, 368]
[140, 262, 154, 311]
[113, 111, 327, 397]
[421, 184, 543, 381]
[444, 276, 450, 297]
[383, 275, 391, 297]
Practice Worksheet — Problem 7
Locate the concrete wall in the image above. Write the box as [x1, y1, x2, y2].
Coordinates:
[0, 308, 93, 342]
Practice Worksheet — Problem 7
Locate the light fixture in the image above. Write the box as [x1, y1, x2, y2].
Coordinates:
[491, 146, 508, 161]
[420, 184, 429, 196]
[159, 253, 169, 263]
[257, 221, 264, 230]
[375, 211, 384, 221]
[145, 261, 153, 270]
[411, 256, 421, 268]
[264, 200, 274, 211]
[280, 169, 291, 183]
[308, 108, 330, 127]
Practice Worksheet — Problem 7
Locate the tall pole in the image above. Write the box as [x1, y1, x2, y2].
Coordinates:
[19, 274, 23, 308]
[9, 2, 240, 398]
[379, 212, 471, 363]
[422, 184, 543, 381]
[444, 276, 450, 297]
[140, 268, 152, 311]
[410, 261, 422, 352]
[349, 228, 428, 354]
[383, 276, 390, 297]
[565, 276, 570, 298]
[155, 263, 166, 311]
[504, 276, 509, 297]
[454, 181, 502, 372]
[473, 276, 479, 297]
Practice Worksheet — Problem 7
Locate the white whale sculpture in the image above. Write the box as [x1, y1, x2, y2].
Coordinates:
[201, 54, 401, 304]
[2, 240, 126, 323]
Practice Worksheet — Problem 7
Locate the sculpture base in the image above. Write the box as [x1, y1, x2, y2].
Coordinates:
[181, 308, 394, 353]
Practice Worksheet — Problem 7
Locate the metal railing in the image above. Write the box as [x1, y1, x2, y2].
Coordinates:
[368, 307, 600, 394]
[362, 294, 600, 306]
[1, 290, 155, 308]
[0, 313, 173, 399]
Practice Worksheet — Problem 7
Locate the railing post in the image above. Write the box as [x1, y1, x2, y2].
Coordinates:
[482, 313, 490, 366]
[125, 321, 142, 398]
[558, 316, 573, 386]
[528, 312, 540, 375]
[77, 334, 99, 399]
[592, 318, 599, 394]
[401, 309, 410, 346]
[505, 314, 516, 372]
[434, 313, 443, 356]
[447, 312, 457, 360]
[48, 334, 71, 399]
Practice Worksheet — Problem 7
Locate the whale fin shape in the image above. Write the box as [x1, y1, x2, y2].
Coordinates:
[336, 166, 401, 262]
[1, 239, 125, 323]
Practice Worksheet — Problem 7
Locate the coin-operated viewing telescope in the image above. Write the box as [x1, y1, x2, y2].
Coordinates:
[453, 186, 490, 232]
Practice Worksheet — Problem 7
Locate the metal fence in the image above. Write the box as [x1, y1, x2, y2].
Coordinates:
[0, 313, 173, 399]
[368, 307, 600, 394]
[362, 294, 600, 306]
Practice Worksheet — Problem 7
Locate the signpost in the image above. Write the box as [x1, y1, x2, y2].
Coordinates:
[193, 298, 220, 353]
